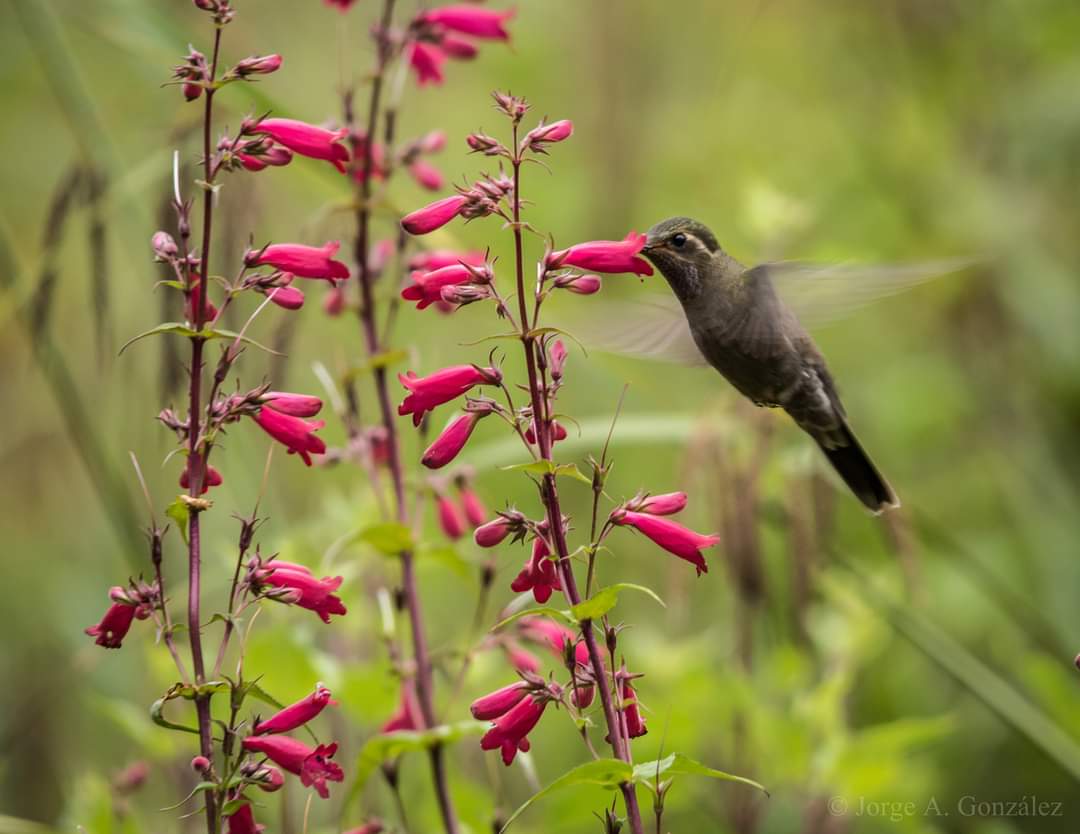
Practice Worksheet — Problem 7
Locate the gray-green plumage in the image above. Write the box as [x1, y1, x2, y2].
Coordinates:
[643, 216, 898, 513]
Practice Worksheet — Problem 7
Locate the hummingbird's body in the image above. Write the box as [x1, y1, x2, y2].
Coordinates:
[643, 217, 898, 513]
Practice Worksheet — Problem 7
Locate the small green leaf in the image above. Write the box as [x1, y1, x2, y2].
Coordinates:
[632, 753, 768, 796]
[150, 696, 200, 736]
[343, 349, 409, 381]
[502, 460, 591, 485]
[571, 583, 666, 621]
[119, 322, 198, 354]
[501, 759, 633, 831]
[491, 606, 575, 633]
[165, 497, 190, 545]
[358, 522, 414, 555]
[459, 332, 522, 347]
[554, 463, 591, 485]
[244, 682, 285, 711]
[203, 327, 283, 356]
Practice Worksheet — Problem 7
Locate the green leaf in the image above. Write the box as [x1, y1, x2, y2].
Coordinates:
[491, 606, 575, 633]
[165, 497, 190, 545]
[632, 753, 768, 796]
[501, 759, 633, 831]
[244, 682, 285, 711]
[357, 522, 414, 555]
[203, 327, 283, 356]
[346, 721, 485, 810]
[149, 696, 200, 736]
[118, 322, 198, 354]
[459, 332, 522, 347]
[501, 460, 591, 485]
[571, 583, 666, 621]
[343, 348, 408, 381]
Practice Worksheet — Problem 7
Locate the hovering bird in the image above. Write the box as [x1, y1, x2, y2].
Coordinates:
[594, 216, 970, 513]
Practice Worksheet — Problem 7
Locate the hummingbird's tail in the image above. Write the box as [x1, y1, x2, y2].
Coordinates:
[815, 422, 899, 514]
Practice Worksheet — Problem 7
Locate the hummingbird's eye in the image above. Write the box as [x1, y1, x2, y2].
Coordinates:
[671, 233, 687, 248]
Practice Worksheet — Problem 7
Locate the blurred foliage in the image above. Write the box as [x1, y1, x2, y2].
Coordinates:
[2, 0, 1080, 832]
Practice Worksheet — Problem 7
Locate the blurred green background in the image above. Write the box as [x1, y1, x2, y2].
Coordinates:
[3, 0, 1080, 832]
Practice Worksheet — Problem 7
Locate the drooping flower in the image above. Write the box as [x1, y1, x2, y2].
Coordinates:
[505, 643, 541, 674]
[479, 692, 549, 766]
[324, 0, 358, 10]
[510, 536, 561, 604]
[397, 364, 502, 426]
[570, 642, 595, 709]
[471, 682, 529, 720]
[605, 679, 647, 742]
[408, 41, 447, 85]
[436, 492, 466, 540]
[254, 683, 337, 735]
[525, 419, 568, 446]
[323, 283, 347, 317]
[473, 511, 524, 547]
[401, 194, 468, 235]
[458, 484, 487, 527]
[422, 412, 483, 469]
[517, 616, 575, 653]
[225, 801, 265, 834]
[382, 682, 422, 733]
[409, 159, 445, 191]
[407, 249, 486, 272]
[262, 392, 324, 418]
[245, 241, 350, 281]
[252, 407, 326, 466]
[610, 509, 718, 575]
[241, 736, 344, 799]
[264, 284, 305, 310]
[261, 564, 346, 623]
[179, 462, 223, 495]
[547, 232, 654, 276]
[249, 118, 350, 173]
[548, 340, 568, 382]
[420, 5, 515, 40]
[401, 264, 476, 310]
[634, 492, 688, 516]
[85, 598, 138, 649]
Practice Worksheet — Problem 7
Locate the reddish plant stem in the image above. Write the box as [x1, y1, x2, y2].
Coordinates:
[346, 4, 460, 832]
[184, 25, 223, 834]
[509, 144, 645, 834]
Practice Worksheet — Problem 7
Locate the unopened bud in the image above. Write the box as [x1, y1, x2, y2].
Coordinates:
[440, 283, 492, 306]
[191, 755, 211, 772]
[605, 625, 618, 655]
[466, 133, 505, 156]
[233, 54, 283, 77]
[152, 231, 178, 261]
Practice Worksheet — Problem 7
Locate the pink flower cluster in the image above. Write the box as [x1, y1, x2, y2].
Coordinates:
[85, 583, 159, 649]
[431, 476, 488, 541]
[610, 492, 719, 575]
[408, 5, 514, 86]
[246, 557, 347, 623]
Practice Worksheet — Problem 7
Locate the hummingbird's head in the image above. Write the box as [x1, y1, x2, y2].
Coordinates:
[642, 217, 721, 301]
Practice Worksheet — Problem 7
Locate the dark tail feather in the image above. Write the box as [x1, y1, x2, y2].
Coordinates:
[816, 422, 898, 514]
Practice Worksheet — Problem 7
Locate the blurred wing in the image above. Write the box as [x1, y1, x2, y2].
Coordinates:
[766, 257, 978, 328]
[584, 294, 708, 366]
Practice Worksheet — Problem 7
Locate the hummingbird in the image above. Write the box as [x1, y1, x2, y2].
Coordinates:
[640, 216, 900, 513]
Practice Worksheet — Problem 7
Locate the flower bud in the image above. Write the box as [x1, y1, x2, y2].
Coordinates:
[152, 231, 178, 261]
[234, 54, 283, 77]
[522, 119, 574, 153]
[466, 133, 506, 156]
[439, 283, 492, 306]
[191, 755, 211, 772]
[552, 272, 602, 295]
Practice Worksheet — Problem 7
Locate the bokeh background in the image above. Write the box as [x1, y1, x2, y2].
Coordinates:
[3, 0, 1080, 832]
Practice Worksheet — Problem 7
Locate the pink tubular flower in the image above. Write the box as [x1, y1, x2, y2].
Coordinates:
[623, 681, 647, 738]
[518, 616, 575, 653]
[253, 407, 326, 466]
[85, 599, 137, 649]
[459, 486, 486, 527]
[636, 492, 688, 516]
[253, 683, 337, 735]
[382, 683, 422, 733]
[234, 54, 283, 77]
[548, 340, 568, 381]
[441, 35, 479, 59]
[246, 241, 350, 281]
[548, 232, 654, 276]
[409, 159, 445, 191]
[263, 566, 347, 623]
[255, 766, 285, 792]
[397, 364, 502, 426]
[407, 249, 486, 272]
[552, 272, 602, 295]
[471, 682, 529, 720]
[179, 463, 223, 495]
[324, 0, 358, 10]
[480, 693, 548, 766]
[401, 194, 468, 235]
[571, 642, 595, 708]
[401, 264, 474, 310]
[506, 643, 541, 674]
[409, 41, 446, 85]
[421, 5, 515, 40]
[523, 120, 574, 151]
[323, 283, 346, 316]
[265, 285, 305, 310]
[422, 413, 482, 469]
[343, 824, 385, 834]
[436, 493, 466, 540]
[250, 118, 350, 173]
[474, 516, 514, 547]
[262, 392, 324, 418]
[611, 510, 718, 576]
[510, 536, 562, 604]
[226, 802, 264, 834]
[241, 736, 344, 799]
[525, 419, 567, 445]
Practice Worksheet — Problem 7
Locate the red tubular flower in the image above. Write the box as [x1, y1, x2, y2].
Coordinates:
[265, 285, 305, 310]
[436, 493, 466, 540]
[253, 407, 326, 466]
[419, 130, 447, 153]
[382, 683, 422, 733]
[471, 682, 529, 720]
[459, 486, 487, 527]
[397, 364, 502, 426]
[636, 492, 688, 516]
[263, 566, 347, 623]
[518, 616, 575, 653]
[343, 824, 385, 834]
[548, 340, 568, 382]
[226, 802, 265, 834]
[623, 682, 647, 738]
[409, 159, 445, 191]
[179, 463, 223, 495]
[441, 35, 479, 59]
[510, 536, 562, 604]
[85, 598, 137, 649]
[408, 249, 486, 272]
[525, 419, 567, 445]
[250, 118, 350, 173]
[421, 5, 515, 40]
[401, 264, 475, 310]
[523, 120, 574, 152]
[234, 54, 283, 77]
[324, 0, 358, 10]
[474, 516, 514, 547]
[241, 736, 344, 799]
[262, 392, 324, 418]
[255, 766, 285, 792]
[571, 645, 596, 709]
[422, 413, 483, 469]
[552, 272, 602, 295]
[548, 232, 654, 276]
[409, 41, 446, 85]
[323, 284, 346, 316]
[505, 643, 541, 674]
[254, 683, 337, 735]
[611, 510, 718, 576]
[401, 194, 467, 235]
[246, 241, 350, 281]
[480, 693, 548, 766]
